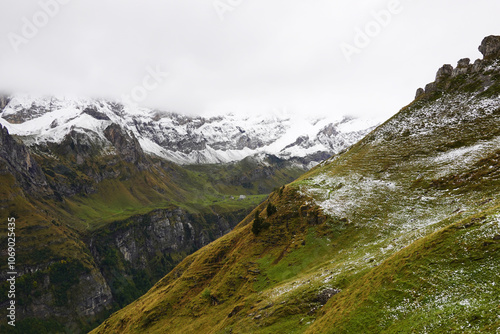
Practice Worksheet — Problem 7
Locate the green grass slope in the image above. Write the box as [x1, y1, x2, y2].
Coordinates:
[92, 54, 500, 333]
[34, 153, 266, 232]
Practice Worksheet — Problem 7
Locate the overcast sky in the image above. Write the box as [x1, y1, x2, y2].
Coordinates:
[0, 0, 499, 121]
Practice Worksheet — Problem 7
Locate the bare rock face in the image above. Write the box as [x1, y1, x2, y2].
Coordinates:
[104, 123, 145, 165]
[314, 288, 341, 305]
[90, 208, 235, 272]
[457, 58, 470, 68]
[0, 95, 10, 111]
[83, 107, 111, 121]
[424, 82, 436, 94]
[478, 35, 500, 60]
[0, 124, 50, 194]
[77, 271, 113, 317]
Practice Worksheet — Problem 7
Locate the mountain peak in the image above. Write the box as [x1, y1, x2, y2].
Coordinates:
[479, 35, 500, 60]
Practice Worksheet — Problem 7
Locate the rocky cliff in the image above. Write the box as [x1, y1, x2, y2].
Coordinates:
[0, 125, 115, 332]
[0, 124, 49, 194]
[88, 206, 246, 307]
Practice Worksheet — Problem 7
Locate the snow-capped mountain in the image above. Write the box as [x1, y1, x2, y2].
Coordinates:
[0, 95, 378, 166]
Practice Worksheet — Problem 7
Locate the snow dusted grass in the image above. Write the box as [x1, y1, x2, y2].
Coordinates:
[285, 90, 500, 332]
[378, 212, 500, 333]
[302, 173, 398, 219]
[301, 206, 500, 334]
[257, 199, 498, 332]
[424, 135, 500, 180]
[374, 93, 500, 142]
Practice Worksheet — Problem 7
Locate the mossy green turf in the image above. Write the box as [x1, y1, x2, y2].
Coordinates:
[92, 69, 500, 333]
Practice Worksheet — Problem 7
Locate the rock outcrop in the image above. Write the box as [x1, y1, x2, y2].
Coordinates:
[417, 35, 500, 98]
[415, 87, 425, 99]
[104, 123, 146, 166]
[0, 124, 50, 194]
[87, 206, 245, 311]
[478, 35, 500, 59]
[452, 58, 470, 76]
[435, 64, 454, 82]
[0, 95, 10, 111]
[12, 267, 113, 324]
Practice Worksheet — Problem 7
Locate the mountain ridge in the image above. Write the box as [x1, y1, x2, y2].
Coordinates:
[0, 96, 377, 166]
[91, 35, 500, 334]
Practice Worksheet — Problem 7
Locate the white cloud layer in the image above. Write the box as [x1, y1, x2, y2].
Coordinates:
[0, 0, 498, 120]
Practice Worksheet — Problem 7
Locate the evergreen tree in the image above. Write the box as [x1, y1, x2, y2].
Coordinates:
[266, 202, 277, 216]
[252, 212, 263, 235]
[252, 211, 271, 236]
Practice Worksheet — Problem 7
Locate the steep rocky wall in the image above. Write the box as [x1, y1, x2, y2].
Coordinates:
[0, 124, 49, 194]
[88, 206, 246, 308]
[89, 207, 233, 268]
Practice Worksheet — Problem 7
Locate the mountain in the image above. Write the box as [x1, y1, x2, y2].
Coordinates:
[92, 36, 500, 334]
[0, 88, 375, 330]
[0, 96, 377, 167]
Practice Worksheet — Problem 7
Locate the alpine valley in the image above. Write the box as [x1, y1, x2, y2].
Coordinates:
[90, 36, 500, 334]
[0, 79, 376, 330]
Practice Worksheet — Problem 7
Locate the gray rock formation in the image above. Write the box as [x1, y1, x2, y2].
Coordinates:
[14, 268, 112, 321]
[435, 64, 454, 82]
[421, 35, 500, 98]
[478, 35, 500, 59]
[415, 87, 425, 99]
[90, 207, 236, 272]
[453, 58, 470, 76]
[104, 123, 146, 166]
[0, 95, 10, 111]
[0, 124, 50, 194]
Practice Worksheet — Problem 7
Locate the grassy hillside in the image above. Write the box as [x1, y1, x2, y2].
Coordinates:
[34, 152, 283, 232]
[92, 57, 500, 333]
[0, 128, 301, 332]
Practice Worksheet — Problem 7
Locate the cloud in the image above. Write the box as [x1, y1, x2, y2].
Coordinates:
[0, 0, 499, 120]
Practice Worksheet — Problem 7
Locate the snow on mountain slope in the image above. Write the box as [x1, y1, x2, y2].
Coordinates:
[0, 95, 378, 166]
